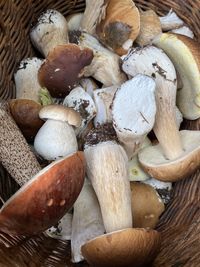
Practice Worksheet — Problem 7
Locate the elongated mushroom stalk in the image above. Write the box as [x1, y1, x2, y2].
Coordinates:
[71, 179, 105, 263]
[63, 86, 96, 136]
[78, 33, 127, 86]
[80, 0, 107, 34]
[112, 74, 156, 159]
[0, 107, 41, 186]
[93, 85, 118, 127]
[30, 9, 69, 57]
[171, 26, 194, 38]
[122, 46, 200, 181]
[159, 10, 184, 31]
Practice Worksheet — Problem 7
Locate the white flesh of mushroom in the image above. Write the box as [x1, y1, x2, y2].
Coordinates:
[63, 86, 97, 135]
[67, 13, 83, 32]
[159, 10, 184, 31]
[79, 78, 98, 98]
[171, 26, 194, 39]
[71, 179, 105, 263]
[78, 33, 127, 86]
[84, 141, 132, 233]
[30, 9, 69, 57]
[14, 57, 43, 102]
[93, 85, 118, 127]
[112, 74, 156, 159]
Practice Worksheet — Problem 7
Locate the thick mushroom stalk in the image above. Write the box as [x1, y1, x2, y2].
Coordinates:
[71, 179, 105, 263]
[112, 74, 156, 159]
[30, 9, 69, 57]
[78, 33, 127, 86]
[0, 107, 41, 186]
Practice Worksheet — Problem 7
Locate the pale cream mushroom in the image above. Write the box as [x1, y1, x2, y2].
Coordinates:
[171, 26, 194, 39]
[153, 33, 200, 119]
[71, 179, 105, 263]
[66, 13, 83, 32]
[112, 74, 156, 159]
[159, 10, 184, 31]
[79, 78, 98, 98]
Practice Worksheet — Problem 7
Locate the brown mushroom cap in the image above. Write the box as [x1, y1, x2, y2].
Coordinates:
[130, 182, 165, 229]
[9, 99, 44, 142]
[0, 151, 85, 235]
[139, 130, 200, 182]
[39, 104, 81, 127]
[38, 44, 93, 98]
[81, 228, 161, 267]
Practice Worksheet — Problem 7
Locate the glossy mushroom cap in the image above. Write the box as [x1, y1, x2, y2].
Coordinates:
[0, 151, 85, 235]
[9, 99, 44, 142]
[38, 44, 93, 98]
[81, 228, 161, 267]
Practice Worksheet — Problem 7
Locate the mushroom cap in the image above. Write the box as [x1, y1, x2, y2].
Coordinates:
[139, 130, 200, 182]
[38, 44, 93, 98]
[0, 151, 85, 235]
[39, 104, 81, 127]
[81, 228, 161, 267]
[9, 99, 44, 142]
[130, 182, 165, 229]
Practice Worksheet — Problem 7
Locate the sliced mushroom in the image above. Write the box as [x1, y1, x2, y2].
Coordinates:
[78, 32, 127, 86]
[71, 179, 105, 263]
[96, 0, 140, 55]
[171, 26, 194, 39]
[30, 9, 69, 57]
[153, 33, 200, 119]
[0, 151, 85, 235]
[159, 10, 184, 31]
[112, 74, 156, 159]
[34, 104, 81, 160]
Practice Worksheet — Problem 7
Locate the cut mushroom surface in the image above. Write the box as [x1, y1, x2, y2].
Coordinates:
[112, 74, 156, 158]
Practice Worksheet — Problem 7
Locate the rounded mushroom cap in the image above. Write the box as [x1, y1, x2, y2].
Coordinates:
[39, 104, 81, 127]
[139, 130, 200, 182]
[81, 228, 161, 267]
[9, 99, 44, 142]
[130, 182, 165, 229]
[0, 151, 85, 235]
[38, 44, 93, 98]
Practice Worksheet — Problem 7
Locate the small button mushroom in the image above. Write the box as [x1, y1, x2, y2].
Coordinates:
[78, 32, 127, 86]
[34, 104, 81, 161]
[0, 151, 85, 235]
[71, 179, 105, 263]
[112, 74, 157, 159]
[130, 182, 165, 229]
[63, 86, 96, 136]
[159, 10, 184, 31]
[30, 9, 69, 57]
[96, 0, 140, 55]
[82, 125, 161, 267]
[38, 44, 94, 98]
[153, 33, 200, 120]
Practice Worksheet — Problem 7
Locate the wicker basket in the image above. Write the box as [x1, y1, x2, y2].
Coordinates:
[0, 0, 200, 266]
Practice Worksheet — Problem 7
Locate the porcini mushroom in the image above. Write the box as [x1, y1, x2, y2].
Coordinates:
[71, 178, 105, 263]
[159, 10, 184, 31]
[171, 26, 194, 39]
[96, 0, 140, 55]
[67, 13, 83, 32]
[34, 104, 81, 161]
[79, 78, 98, 97]
[30, 9, 69, 57]
[78, 32, 127, 86]
[112, 74, 156, 159]
[82, 126, 160, 267]
[122, 45, 200, 182]
[0, 151, 85, 235]
[153, 33, 200, 119]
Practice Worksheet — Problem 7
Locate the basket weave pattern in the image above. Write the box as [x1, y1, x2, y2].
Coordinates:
[0, 0, 200, 266]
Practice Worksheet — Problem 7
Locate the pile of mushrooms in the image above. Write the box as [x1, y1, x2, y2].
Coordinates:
[1, 1, 200, 267]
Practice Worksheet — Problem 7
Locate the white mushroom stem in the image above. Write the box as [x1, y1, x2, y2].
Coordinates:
[79, 78, 98, 98]
[63, 86, 96, 135]
[80, 0, 107, 34]
[159, 9, 184, 31]
[93, 85, 118, 127]
[71, 179, 105, 263]
[112, 74, 156, 159]
[78, 33, 127, 86]
[67, 13, 83, 32]
[84, 141, 132, 233]
[122, 46, 183, 160]
[30, 9, 69, 57]
[0, 108, 41, 186]
[171, 26, 194, 39]
[14, 58, 43, 102]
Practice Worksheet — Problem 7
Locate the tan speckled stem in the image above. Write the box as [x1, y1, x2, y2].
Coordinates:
[0, 108, 41, 186]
